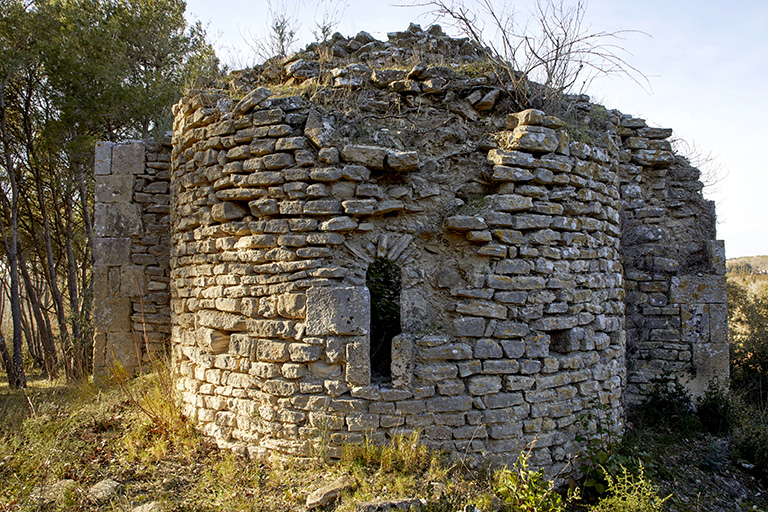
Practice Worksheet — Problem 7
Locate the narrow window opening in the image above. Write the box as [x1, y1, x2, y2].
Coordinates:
[365, 258, 402, 382]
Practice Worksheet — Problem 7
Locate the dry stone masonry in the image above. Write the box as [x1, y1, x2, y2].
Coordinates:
[93, 24, 727, 470]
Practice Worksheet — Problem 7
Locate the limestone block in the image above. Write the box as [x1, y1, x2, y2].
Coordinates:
[263, 153, 295, 169]
[453, 317, 485, 337]
[670, 275, 727, 304]
[94, 237, 131, 267]
[198, 328, 230, 355]
[456, 301, 507, 320]
[492, 165, 534, 182]
[94, 203, 143, 237]
[252, 108, 284, 126]
[341, 144, 387, 170]
[391, 334, 414, 389]
[96, 175, 134, 203]
[94, 141, 113, 175]
[421, 343, 473, 361]
[684, 341, 730, 400]
[637, 127, 673, 139]
[305, 287, 370, 336]
[234, 87, 273, 114]
[426, 395, 471, 413]
[288, 343, 320, 362]
[342, 199, 376, 215]
[532, 316, 577, 331]
[631, 149, 674, 167]
[681, 304, 710, 343]
[468, 375, 502, 395]
[121, 265, 146, 296]
[277, 293, 306, 319]
[320, 217, 358, 231]
[445, 215, 487, 231]
[488, 149, 538, 168]
[111, 142, 145, 175]
[345, 336, 370, 386]
[506, 109, 553, 128]
[105, 332, 139, 370]
[415, 363, 458, 381]
[708, 240, 727, 275]
[386, 151, 419, 172]
[247, 319, 298, 339]
[197, 309, 246, 331]
[503, 126, 559, 153]
[304, 200, 343, 215]
[229, 334, 253, 357]
[494, 194, 533, 212]
[94, 296, 132, 332]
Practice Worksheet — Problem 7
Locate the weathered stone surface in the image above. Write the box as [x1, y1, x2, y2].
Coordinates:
[307, 474, 357, 508]
[341, 145, 387, 170]
[386, 151, 419, 172]
[94, 203, 142, 237]
[212, 202, 248, 222]
[88, 478, 121, 502]
[94, 237, 132, 266]
[670, 276, 727, 304]
[306, 287, 370, 336]
[234, 87, 273, 114]
[96, 175, 134, 203]
[504, 126, 559, 153]
[132, 502, 164, 512]
[111, 142, 144, 175]
[94, 141, 113, 175]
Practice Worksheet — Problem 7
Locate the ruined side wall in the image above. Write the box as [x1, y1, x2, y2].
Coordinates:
[93, 139, 172, 377]
[613, 114, 728, 403]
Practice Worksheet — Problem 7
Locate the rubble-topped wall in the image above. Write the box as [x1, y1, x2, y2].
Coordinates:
[93, 139, 172, 377]
[94, 24, 727, 469]
[608, 108, 728, 402]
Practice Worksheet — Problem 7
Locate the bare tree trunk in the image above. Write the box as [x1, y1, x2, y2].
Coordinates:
[19, 246, 57, 378]
[64, 190, 86, 381]
[0, 80, 27, 389]
[32, 165, 69, 356]
[0, 335, 12, 385]
[78, 172, 94, 372]
[20, 293, 42, 370]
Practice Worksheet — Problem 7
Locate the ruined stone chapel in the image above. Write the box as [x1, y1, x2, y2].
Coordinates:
[92, 24, 728, 470]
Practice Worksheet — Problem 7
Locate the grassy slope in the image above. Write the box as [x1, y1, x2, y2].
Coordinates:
[1, 371, 767, 512]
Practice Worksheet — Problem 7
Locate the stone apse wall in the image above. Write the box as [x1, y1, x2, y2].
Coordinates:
[93, 25, 727, 468]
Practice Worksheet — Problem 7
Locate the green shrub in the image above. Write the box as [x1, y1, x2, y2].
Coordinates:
[636, 381, 701, 434]
[696, 382, 737, 435]
[495, 446, 577, 512]
[589, 464, 669, 512]
[731, 402, 768, 474]
[576, 401, 642, 500]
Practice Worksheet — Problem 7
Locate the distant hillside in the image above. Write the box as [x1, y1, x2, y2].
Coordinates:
[727, 255, 768, 274]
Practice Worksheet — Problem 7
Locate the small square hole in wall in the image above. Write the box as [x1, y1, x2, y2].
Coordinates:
[549, 329, 576, 354]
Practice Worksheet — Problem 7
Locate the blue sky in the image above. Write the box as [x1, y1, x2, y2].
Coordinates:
[185, 0, 768, 259]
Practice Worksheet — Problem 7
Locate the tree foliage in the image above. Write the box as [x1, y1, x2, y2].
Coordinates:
[0, 0, 219, 388]
[728, 278, 768, 407]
